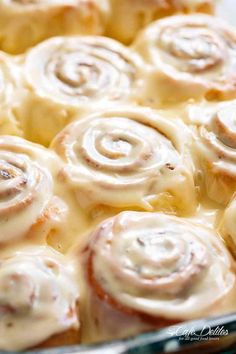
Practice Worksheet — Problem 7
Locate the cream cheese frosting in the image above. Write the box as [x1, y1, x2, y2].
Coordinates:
[51, 106, 197, 214]
[80, 211, 236, 342]
[87, 211, 235, 319]
[0, 246, 79, 351]
[188, 101, 236, 205]
[133, 14, 236, 105]
[0, 135, 68, 246]
[17, 36, 145, 146]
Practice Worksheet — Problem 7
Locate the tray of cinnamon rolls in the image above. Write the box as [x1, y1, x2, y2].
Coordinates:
[1, 0, 236, 353]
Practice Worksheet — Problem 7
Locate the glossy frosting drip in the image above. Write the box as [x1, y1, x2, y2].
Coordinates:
[133, 14, 236, 101]
[24, 36, 141, 103]
[0, 246, 79, 351]
[88, 211, 235, 320]
[51, 107, 196, 212]
[0, 136, 67, 245]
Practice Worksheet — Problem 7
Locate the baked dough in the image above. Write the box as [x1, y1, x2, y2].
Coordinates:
[133, 15, 236, 106]
[81, 211, 235, 342]
[0, 135, 68, 247]
[18, 36, 145, 146]
[0, 2, 235, 350]
[190, 101, 236, 205]
[0, 0, 109, 54]
[0, 246, 80, 351]
[51, 106, 197, 215]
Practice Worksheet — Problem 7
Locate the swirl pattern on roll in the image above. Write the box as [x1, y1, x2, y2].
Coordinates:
[133, 15, 236, 103]
[192, 101, 236, 204]
[0, 0, 109, 54]
[23, 36, 141, 104]
[82, 211, 235, 340]
[0, 136, 67, 245]
[19, 36, 143, 146]
[51, 107, 196, 213]
[0, 246, 79, 351]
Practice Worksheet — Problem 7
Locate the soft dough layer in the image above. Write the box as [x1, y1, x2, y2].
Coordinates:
[133, 14, 236, 106]
[80, 211, 235, 342]
[0, 246, 80, 351]
[51, 106, 197, 215]
[17, 36, 145, 146]
[0, 0, 110, 54]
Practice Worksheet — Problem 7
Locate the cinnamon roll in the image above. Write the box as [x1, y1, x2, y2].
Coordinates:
[0, 135, 67, 247]
[18, 36, 144, 146]
[0, 52, 22, 136]
[106, 0, 214, 44]
[0, 0, 109, 54]
[221, 197, 236, 258]
[191, 101, 236, 205]
[133, 15, 236, 105]
[81, 211, 235, 342]
[0, 246, 80, 351]
[51, 107, 197, 215]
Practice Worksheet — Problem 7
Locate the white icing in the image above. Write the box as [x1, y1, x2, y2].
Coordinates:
[0, 136, 67, 245]
[88, 211, 235, 320]
[51, 107, 196, 213]
[191, 100, 236, 204]
[0, 246, 79, 351]
[17, 36, 145, 145]
[133, 15, 236, 103]
[23, 36, 143, 104]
